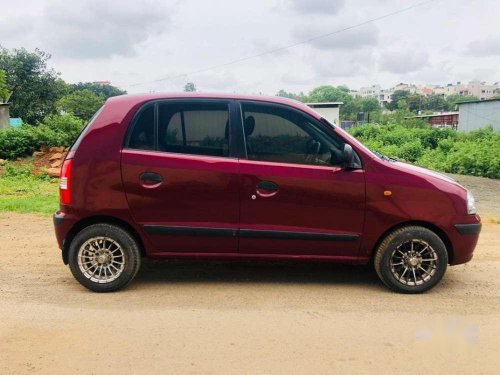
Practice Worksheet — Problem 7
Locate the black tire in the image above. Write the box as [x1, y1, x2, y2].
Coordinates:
[374, 226, 448, 294]
[68, 224, 141, 292]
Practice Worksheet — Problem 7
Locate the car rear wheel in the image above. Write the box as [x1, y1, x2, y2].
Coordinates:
[68, 224, 141, 292]
[374, 226, 448, 294]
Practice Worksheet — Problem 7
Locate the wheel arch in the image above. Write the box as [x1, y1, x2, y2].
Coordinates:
[370, 221, 454, 265]
[62, 215, 146, 264]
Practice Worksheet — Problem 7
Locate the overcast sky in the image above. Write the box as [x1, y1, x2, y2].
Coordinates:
[1, 0, 499, 94]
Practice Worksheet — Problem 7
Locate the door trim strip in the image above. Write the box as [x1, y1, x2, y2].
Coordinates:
[143, 225, 359, 241]
[144, 225, 237, 237]
[239, 229, 359, 241]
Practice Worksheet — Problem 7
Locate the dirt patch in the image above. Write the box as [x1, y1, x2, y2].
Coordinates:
[0, 212, 499, 374]
[32, 147, 68, 176]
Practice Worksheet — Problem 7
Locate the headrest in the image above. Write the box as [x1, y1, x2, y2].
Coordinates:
[244, 116, 255, 136]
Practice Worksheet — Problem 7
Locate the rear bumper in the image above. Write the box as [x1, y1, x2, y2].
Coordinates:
[53, 211, 78, 264]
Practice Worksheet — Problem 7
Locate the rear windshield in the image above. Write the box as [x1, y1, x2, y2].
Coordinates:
[70, 106, 104, 152]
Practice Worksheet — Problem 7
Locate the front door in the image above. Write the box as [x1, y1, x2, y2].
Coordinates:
[238, 101, 365, 258]
[121, 99, 240, 254]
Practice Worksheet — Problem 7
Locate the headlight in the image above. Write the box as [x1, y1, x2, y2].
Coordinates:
[467, 190, 476, 214]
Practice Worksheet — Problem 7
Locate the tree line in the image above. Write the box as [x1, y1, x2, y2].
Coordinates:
[0, 46, 484, 126]
[276, 86, 480, 122]
[0, 47, 126, 124]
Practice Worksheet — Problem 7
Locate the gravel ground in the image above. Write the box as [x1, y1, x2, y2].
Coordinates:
[0, 175, 499, 374]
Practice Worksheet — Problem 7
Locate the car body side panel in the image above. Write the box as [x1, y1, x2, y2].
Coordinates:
[54, 93, 480, 267]
[121, 150, 240, 253]
[359, 159, 481, 265]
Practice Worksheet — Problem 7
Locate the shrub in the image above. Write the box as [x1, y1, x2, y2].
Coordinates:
[348, 124, 499, 179]
[0, 126, 38, 159]
[0, 113, 84, 159]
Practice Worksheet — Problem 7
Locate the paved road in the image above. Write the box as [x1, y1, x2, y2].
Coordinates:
[0, 213, 499, 374]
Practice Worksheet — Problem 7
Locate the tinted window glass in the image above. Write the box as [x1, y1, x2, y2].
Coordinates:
[128, 105, 155, 150]
[158, 103, 229, 157]
[241, 103, 344, 166]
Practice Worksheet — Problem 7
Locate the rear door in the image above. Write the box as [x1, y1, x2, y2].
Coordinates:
[237, 101, 365, 258]
[121, 99, 242, 254]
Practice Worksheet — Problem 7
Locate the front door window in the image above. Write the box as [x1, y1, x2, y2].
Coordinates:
[241, 102, 345, 166]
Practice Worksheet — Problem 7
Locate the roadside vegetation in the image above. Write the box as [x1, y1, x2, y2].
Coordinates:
[349, 124, 500, 179]
[0, 162, 58, 215]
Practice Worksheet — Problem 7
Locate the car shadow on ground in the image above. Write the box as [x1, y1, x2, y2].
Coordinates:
[136, 259, 382, 288]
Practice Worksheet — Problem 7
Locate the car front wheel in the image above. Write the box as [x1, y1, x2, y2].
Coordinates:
[374, 226, 448, 294]
[68, 224, 141, 292]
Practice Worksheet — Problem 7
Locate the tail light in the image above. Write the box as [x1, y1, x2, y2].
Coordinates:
[59, 159, 73, 205]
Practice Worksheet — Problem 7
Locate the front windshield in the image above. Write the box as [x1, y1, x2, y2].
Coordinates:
[321, 118, 377, 156]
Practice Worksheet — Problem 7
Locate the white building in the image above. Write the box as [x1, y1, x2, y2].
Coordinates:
[350, 81, 499, 104]
[306, 102, 343, 125]
[353, 85, 393, 105]
[457, 98, 500, 132]
[437, 81, 499, 100]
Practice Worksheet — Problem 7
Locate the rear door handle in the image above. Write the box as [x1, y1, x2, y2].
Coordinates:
[140, 172, 163, 188]
[256, 180, 279, 197]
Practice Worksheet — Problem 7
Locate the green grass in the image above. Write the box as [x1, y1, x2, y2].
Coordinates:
[0, 164, 59, 215]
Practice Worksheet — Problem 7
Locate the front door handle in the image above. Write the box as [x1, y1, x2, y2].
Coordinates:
[256, 180, 279, 197]
[140, 172, 163, 188]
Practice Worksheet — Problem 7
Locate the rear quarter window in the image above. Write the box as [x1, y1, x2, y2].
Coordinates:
[70, 106, 103, 152]
[126, 105, 155, 150]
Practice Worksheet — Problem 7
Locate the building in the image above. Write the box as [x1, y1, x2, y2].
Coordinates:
[353, 85, 393, 105]
[350, 81, 500, 104]
[457, 98, 500, 132]
[0, 103, 10, 130]
[9, 118, 22, 127]
[392, 83, 418, 94]
[436, 81, 499, 100]
[306, 102, 343, 125]
[405, 112, 459, 129]
[465, 81, 499, 100]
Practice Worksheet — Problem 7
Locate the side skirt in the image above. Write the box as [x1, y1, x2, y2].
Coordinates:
[147, 251, 369, 264]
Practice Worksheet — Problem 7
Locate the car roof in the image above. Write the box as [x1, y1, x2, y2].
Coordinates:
[106, 93, 323, 120]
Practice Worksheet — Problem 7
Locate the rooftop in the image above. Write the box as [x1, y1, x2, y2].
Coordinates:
[405, 112, 458, 119]
[457, 98, 500, 105]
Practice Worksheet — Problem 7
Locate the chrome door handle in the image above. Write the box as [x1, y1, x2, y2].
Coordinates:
[139, 172, 163, 188]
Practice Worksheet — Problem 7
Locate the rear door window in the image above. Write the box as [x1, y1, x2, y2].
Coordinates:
[158, 103, 229, 157]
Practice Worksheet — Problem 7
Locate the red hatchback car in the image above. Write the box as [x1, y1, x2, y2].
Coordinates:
[53, 93, 481, 293]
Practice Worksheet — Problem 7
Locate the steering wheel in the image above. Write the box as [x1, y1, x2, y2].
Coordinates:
[305, 139, 321, 163]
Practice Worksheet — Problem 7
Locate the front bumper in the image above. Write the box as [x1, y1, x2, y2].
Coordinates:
[454, 223, 482, 235]
[448, 215, 481, 265]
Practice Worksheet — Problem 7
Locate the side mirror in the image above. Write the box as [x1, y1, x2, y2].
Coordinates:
[342, 144, 357, 169]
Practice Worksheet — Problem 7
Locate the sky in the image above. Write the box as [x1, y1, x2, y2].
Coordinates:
[0, 0, 499, 95]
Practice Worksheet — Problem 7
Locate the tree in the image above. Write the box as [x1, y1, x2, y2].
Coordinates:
[307, 85, 351, 103]
[0, 69, 12, 103]
[57, 89, 105, 121]
[385, 90, 410, 111]
[361, 97, 380, 113]
[445, 94, 478, 110]
[184, 82, 196, 92]
[69, 82, 126, 99]
[0, 47, 67, 124]
[276, 89, 307, 102]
